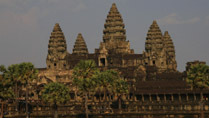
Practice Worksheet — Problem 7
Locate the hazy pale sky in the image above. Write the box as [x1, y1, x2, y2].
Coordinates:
[0, 0, 209, 72]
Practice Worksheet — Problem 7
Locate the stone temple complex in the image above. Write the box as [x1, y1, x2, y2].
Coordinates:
[3, 3, 209, 118]
[46, 3, 177, 72]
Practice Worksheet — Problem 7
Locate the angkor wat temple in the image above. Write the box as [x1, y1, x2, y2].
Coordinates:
[4, 3, 209, 118]
[44, 3, 178, 81]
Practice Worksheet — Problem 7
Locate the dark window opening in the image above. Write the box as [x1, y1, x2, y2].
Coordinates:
[48, 65, 51, 68]
[153, 61, 155, 65]
[100, 58, 105, 66]
[54, 63, 56, 66]
[31, 93, 34, 97]
[64, 64, 66, 67]
[145, 63, 148, 65]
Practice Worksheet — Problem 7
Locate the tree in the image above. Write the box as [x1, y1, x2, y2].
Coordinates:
[41, 82, 70, 118]
[72, 60, 98, 118]
[0, 66, 14, 100]
[18, 63, 38, 118]
[186, 64, 209, 118]
[0, 63, 38, 117]
[96, 70, 119, 111]
[0, 77, 14, 100]
[0, 64, 21, 113]
[96, 70, 129, 111]
[186, 64, 209, 99]
[115, 78, 128, 110]
[0, 74, 14, 118]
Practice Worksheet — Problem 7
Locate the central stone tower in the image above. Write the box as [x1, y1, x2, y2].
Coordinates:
[99, 3, 134, 54]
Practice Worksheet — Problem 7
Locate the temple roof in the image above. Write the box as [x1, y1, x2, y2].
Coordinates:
[163, 31, 175, 55]
[147, 20, 162, 40]
[103, 3, 126, 42]
[110, 3, 118, 13]
[48, 23, 67, 53]
[164, 31, 170, 38]
[145, 20, 163, 51]
[53, 23, 62, 32]
[72, 33, 88, 55]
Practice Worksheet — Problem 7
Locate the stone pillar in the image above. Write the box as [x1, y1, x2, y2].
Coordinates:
[194, 93, 197, 101]
[134, 95, 137, 102]
[157, 94, 160, 102]
[164, 94, 167, 102]
[171, 94, 174, 101]
[178, 93, 181, 102]
[127, 94, 130, 101]
[142, 94, 144, 102]
[186, 94, 189, 101]
[149, 94, 152, 102]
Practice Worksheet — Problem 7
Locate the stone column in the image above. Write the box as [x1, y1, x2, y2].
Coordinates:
[178, 93, 181, 102]
[142, 94, 144, 102]
[164, 94, 167, 102]
[171, 94, 174, 101]
[194, 93, 197, 101]
[186, 94, 189, 101]
[149, 94, 152, 102]
[157, 94, 160, 102]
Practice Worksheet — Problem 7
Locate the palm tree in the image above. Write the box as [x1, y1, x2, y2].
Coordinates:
[18, 62, 38, 118]
[41, 82, 70, 118]
[0, 74, 14, 118]
[96, 70, 119, 111]
[0, 63, 38, 117]
[0, 64, 21, 113]
[186, 64, 209, 118]
[72, 60, 99, 118]
[115, 78, 128, 111]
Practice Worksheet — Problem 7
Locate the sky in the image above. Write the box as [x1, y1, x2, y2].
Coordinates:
[0, 0, 209, 72]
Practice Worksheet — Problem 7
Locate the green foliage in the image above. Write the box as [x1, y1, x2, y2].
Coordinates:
[18, 62, 39, 85]
[96, 69, 128, 110]
[0, 64, 20, 86]
[0, 62, 38, 86]
[41, 82, 70, 104]
[96, 70, 119, 93]
[72, 60, 100, 118]
[96, 69, 128, 94]
[73, 60, 99, 92]
[186, 64, 209, 89]
[0, 75, 14, 100]
[0, 64, 19, 100]
[0, 62, 38, 100]
[115, 78, 129, 94]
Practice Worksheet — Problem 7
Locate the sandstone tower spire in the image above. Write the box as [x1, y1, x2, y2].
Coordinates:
[163, 31, 177, 70]
[145, 20, 163, 52]
[103, 3, 126, 42]
[72, 33, 88, 55]
[99, 3, 133, 54]
[46, 23, 68, 70]
[144, 20, 167, 70]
